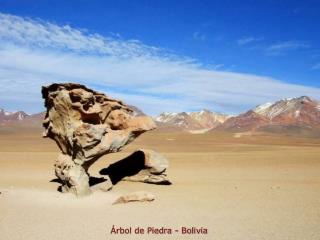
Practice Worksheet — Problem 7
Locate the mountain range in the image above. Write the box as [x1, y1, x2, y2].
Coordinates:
[155, 110, 230, 132]
[154, 96, 320, 136]
[1, 96, 320, 137]
[0, 108, 44, 128]
[0, 108, 28, 122]
[214, 96, 320, 137]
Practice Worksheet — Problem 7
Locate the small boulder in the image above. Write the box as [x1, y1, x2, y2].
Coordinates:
[113, 191, 155, 204]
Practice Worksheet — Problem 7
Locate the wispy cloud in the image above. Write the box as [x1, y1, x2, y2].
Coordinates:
[192, 32, 206, 41]
[311, 63, 320, 70]
[237, 36, 263, 45]
[0, 13, 320, 115]
[266, 41, 309, 56]
[0, 13, 165, 58]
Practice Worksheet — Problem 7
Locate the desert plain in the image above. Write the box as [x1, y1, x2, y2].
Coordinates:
[0, 127, 320, 240]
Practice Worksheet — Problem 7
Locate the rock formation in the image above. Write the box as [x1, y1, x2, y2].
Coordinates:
[99, 149, 171, 185]
[42, 83, 161, 196]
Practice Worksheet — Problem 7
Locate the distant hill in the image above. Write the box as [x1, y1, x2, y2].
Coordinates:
[154, 109, 230, 132]
[0, 108, 28, 123]
[214, 96, 320, 137]
[0, 109, 44, 134]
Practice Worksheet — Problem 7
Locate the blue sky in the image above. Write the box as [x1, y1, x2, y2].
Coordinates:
[0, 0, 319, 115]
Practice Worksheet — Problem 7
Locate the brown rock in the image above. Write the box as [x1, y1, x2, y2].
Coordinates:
[113, 191, 155, 204]
[42, 83, 156, 196]
[122, 149, 172, 185]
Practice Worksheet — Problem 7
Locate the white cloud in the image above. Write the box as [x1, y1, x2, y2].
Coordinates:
[266, 41, 309, 56]
[0, 13, 163, 58]
[237, 36, 263, 45]
[0, 12, 320, 116]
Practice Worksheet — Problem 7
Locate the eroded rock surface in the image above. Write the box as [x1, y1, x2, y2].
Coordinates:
[42, 83, 156, 196]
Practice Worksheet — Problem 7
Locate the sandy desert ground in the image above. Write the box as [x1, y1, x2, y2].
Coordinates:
[0, 129, 320, 240]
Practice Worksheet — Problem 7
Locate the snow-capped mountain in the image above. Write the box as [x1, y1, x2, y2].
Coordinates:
[216, 96, 320, 134]
[0, 108, 47, 130]
[0, 108, 28, 122]
[253, 96, 320, 122]
[155, 109, 230, 131]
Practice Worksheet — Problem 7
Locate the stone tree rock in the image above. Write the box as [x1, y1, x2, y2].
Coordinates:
[42, 83, 156, 196]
